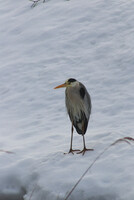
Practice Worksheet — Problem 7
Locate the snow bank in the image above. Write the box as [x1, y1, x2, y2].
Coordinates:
[0, 0, 134, 199]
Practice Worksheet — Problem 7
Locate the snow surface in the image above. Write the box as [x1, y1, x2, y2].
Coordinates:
[0, 0, 134, 199]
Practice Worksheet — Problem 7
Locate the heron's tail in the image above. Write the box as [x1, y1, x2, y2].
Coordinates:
[74, 119, 88, 135]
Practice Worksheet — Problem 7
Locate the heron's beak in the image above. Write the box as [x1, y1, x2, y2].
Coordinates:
[54, 83, 67, 89]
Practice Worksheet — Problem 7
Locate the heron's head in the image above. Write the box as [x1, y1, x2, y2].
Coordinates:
[54, 78, 78, 89]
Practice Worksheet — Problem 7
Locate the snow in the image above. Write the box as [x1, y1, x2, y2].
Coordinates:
[0, 0, 134, 199]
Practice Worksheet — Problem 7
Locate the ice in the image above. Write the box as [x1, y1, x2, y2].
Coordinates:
[0, 0, 134, 199]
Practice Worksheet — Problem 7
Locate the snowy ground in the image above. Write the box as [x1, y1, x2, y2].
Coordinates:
[0, 0, 134, 199]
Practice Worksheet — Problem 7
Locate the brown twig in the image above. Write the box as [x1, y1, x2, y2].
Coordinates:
[0, 149, 14, 154]
[29, 0, 45, 8]
[111, 137, 134, 146]
[29, 184, 37, 200]
[64, 136, 134, 200]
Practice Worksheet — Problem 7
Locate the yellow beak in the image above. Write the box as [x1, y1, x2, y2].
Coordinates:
[54, 83, 67, 89]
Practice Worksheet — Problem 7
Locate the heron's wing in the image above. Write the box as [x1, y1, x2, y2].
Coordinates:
[79, 82, 92, 119]
[73, 111, 88, 135]
[79, 87, 85, 99]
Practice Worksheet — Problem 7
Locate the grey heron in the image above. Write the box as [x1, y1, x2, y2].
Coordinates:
[54, 78, 93, 155]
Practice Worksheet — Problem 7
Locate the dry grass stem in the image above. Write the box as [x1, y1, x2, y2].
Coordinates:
[64, 136, 134, 200]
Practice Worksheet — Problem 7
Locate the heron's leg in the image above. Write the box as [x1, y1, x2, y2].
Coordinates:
[67, 122, 80, 154]
[82, 135, 94, 151]
[83, 134, 86, 149]
[77, 135, 94, 155]
[69, 123, 74, 152]
[77, 122, 94, 155]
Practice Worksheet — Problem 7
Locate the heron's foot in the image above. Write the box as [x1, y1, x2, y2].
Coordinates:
[64, 148, 80, 155]
[77, 147, 94, 155]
